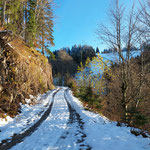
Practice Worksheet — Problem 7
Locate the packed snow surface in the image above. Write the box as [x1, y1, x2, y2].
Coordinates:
[66, 89, 150, 150]
[0, 87, 149, 150]
[0, 89, 56, 142]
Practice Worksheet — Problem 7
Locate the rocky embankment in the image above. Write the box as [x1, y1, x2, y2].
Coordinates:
[0, 30, 54, 117]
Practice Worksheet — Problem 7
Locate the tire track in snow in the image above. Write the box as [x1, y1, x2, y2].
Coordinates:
[0, 88, 60, 150]
[55, 88, 91, 150]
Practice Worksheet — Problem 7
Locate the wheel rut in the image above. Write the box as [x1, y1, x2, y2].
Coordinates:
[56, 88, 91, 150]
[0, 89, 60, 150]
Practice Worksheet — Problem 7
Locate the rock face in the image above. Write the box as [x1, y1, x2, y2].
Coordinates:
[0, 31, 54, 117]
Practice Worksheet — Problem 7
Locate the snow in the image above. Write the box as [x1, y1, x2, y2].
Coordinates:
[75, 51, 141, 82]
[0, 87, 150, 150]
[0, 89, 56, 142]
[65, 89, 150, 150]
[7, 43, 14, 48]
[0, 116, 13, 127]
[11, 88, 70, 150]
[100, 50, 141, 62]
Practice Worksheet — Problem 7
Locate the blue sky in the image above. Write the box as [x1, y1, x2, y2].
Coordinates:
[52, 0, 136, 52]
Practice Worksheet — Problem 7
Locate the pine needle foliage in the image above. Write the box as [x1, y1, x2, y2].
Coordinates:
[0, 0, 54, 54]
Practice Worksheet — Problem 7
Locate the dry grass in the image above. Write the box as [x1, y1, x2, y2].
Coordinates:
[0, 32, 54, 117]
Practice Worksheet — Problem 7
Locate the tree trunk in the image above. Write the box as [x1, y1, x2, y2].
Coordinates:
[121, 62, 128, 123]
[41, 25, 45, 55]
[24, 1, 28, 43]
[1, 0, 6, 26]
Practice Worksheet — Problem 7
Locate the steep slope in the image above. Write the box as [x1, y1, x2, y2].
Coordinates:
[0, 31, 54, 117]
[1, 88, 149, 150]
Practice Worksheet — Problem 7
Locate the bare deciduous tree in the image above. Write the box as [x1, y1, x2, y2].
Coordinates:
[96, 0, 143, 123]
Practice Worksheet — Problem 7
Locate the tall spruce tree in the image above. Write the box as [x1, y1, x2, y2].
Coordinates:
[36, 0, 54, 54]
[27, 0, 37, 47]
[96, 47, 100, 53]
[1, 0, 6, 26]
[6, 0, 22, 34]
[0, 0, 54, 54]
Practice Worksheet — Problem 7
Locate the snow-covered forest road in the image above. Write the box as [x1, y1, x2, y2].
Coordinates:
[0, 88, 150, 150]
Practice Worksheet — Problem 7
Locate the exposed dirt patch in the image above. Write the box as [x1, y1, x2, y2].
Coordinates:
[0, 31, 54, 117]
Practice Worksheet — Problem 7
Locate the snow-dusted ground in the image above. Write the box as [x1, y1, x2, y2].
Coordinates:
[0, 89, 56, 142]
[11, 88, 70, 150]
[0, 87, 150, 150]
[66, 89, 150, 150]
[100, 50, 141, 62]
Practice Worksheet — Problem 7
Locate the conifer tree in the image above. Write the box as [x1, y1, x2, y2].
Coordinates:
[36, 0, 54, 54]
[6, 0, 23, 34]
[1, 0, 6, 26]
[0, 0, 54, 53]
[26, 0, 37, 47]
[96, 47, 100, 53]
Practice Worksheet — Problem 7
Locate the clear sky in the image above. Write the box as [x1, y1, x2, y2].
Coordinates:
[52, 0, 136, 52]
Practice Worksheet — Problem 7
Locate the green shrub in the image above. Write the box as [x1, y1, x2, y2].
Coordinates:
[67, 77, 77, 93]
[132, 112, 147, 127]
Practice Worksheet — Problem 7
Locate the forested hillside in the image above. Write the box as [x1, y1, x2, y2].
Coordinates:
[0, 0, 54, 53]
[0, 0, 55, 117]
[0, 30, 54, 117]
[50, 45, 96, 85]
